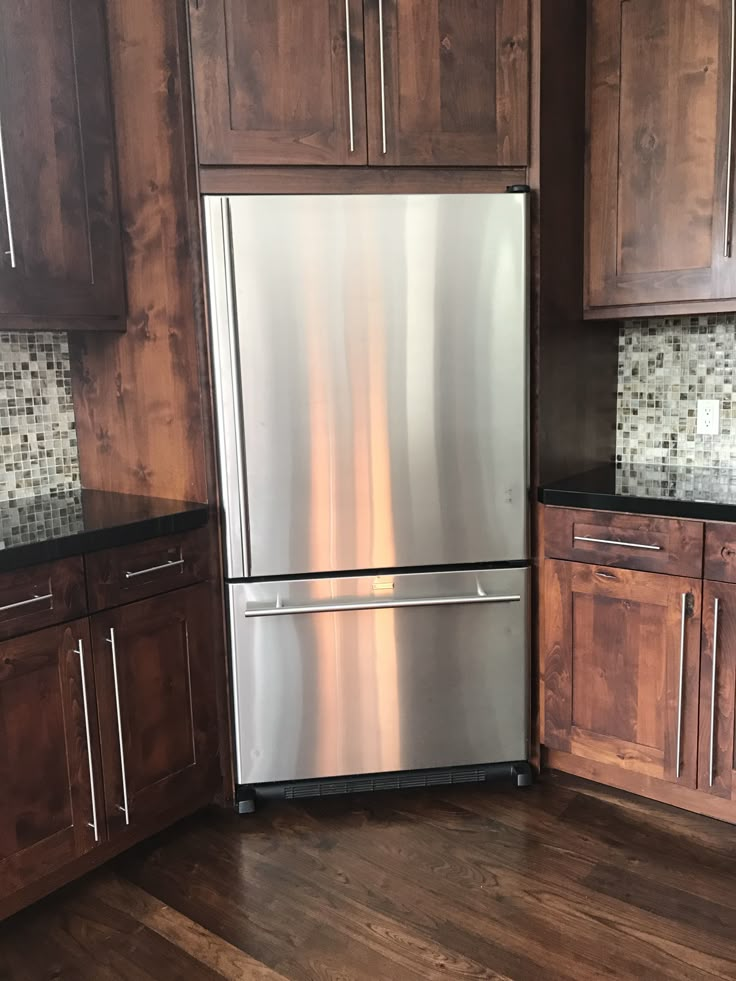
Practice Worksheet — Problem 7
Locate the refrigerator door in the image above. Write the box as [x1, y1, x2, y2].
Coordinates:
[229, 567, 529, 785]
[206, 193, 529, 579]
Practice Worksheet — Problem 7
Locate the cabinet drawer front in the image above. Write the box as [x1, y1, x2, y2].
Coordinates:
[704, 523, 736, 583]
[544, 508, 703, 577]
[85, 527, 210, 611]
[0, 558, 86, 641]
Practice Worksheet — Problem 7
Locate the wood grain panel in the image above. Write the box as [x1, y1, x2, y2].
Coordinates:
[542, 560, 701, 788]
[69, 0, 207, 501]
[91, 585, 219, 839]
[0, 0, 125, 329]
[85, 527, 210, 612]
[0, 621, 103, 903]
[586, 0, 735, 312]
[199, 165, 527, 195]
[704, 521, 736, 583]
[544, 507, 704, 577]
[189, 0, 366, 165]
[364, 0, 529, 166]
[0, 557, 86, 642]
[698, 581, 736, 803]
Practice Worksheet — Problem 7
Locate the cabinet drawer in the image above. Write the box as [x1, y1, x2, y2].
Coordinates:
[85, 527, 210, 611]
[0, 558, 86, 641]
[704, 523, 736, 583]
[544, 508, 703, 577]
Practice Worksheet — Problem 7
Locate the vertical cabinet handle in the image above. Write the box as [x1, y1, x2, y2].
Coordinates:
[378, 0, 387, 154]
[76, 639, 99, 843]
[725, 0, 736, 257]
[106, 627, 130, 825]
[710, 598, 720, 788]
[0, 110, 16, 268]
[676, 592, 687, 779]
[344, 0, 355, 152]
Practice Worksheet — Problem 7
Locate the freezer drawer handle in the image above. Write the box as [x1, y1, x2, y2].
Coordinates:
[244, 593, 522, 618]
[574, 535, 662, 552]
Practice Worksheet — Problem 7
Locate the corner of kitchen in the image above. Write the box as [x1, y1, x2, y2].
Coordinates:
[1, 2, 735, 978]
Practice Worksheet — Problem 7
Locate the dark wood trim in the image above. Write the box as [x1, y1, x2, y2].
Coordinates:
[544, 747, 736, 825]
[199, 166, 527, 195]
[585, 297, 736, 322]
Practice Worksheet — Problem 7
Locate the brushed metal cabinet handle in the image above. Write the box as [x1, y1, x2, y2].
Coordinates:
[0, 109, 15, 268]
[710, 597, 720, 787]
[726, 0, 736, 257]
[123, 557, 184, 580]
[378, 0, 387, 154]
[106, 627, 130, 825]
[76, 639, 99, 843]
[676, 592, 687, 779]
[245, 593, 522, 618]
[573, 535, 662, 551]
[0, 591, 53, 614]
[344, 0, 355, 152]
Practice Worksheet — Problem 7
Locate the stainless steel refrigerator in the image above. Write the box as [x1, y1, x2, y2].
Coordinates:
[204, 192, 531, 809]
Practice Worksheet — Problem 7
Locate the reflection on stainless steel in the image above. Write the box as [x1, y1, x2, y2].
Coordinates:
[230, 569, 529, 785]
[209, 193, 528, 579]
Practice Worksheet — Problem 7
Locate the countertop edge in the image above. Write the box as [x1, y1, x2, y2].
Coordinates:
[539, 486, 736, 524]
[0, 505, 210, 574]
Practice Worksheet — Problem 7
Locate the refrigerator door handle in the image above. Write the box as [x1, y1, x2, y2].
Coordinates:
[244, 593, 522, 618]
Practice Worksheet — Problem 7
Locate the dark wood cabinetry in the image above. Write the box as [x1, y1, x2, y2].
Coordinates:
[364, 0, 528, 165]
[586, 0, 735, 318]
[91, 586, 218, 838]
[0, 0, 125, 330]
[543, 559, 702, 788]
[0, 621, 102, 904]
[189, 0, 529, 168]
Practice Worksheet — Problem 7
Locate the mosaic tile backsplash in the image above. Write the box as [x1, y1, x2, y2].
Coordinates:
[0, 332, 80, 504]
[617, 316, 736, 473]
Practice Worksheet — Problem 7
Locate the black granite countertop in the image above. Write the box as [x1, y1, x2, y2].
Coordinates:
[0, 490, 209, 572]
[540, 464, 736, 523]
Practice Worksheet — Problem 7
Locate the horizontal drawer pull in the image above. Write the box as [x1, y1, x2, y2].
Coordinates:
[245, 594, 522, 618]
[124, 558, 184, 580]
[574, 535, 662, 552]
[0, 591, 53, 614]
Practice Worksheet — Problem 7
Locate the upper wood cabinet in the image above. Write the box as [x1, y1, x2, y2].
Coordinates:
[189, 0, 530, 168]
[543, 560, 702, 789]
[0, 0, 125, 330]
[586, 0, 736, 317]
[0, 621, 103, 906]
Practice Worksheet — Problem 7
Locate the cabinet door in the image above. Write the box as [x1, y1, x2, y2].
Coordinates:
[189, 0, 367, 165]
[0, 0, 124, 327]
[587, 0, 734, 311]
[699, 581, 736, 801]
[543, 561, 701, 788]
[0, 621, 103, 903]
[91, 585, 219, 837]
[364, 0, 529, 166]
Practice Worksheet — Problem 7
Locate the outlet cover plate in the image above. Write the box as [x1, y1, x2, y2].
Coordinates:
[697, 399, 720, 436]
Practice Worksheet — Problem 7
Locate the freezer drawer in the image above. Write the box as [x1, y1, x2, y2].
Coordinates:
[206, 193, 529, 579]
[229, 567, 529, 786]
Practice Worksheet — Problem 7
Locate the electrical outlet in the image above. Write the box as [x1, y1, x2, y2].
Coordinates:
[697, 399, 720, 435]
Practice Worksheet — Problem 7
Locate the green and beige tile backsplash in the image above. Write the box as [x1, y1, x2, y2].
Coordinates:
[617, 316, 736, 471]
[0, 332, 80, 504]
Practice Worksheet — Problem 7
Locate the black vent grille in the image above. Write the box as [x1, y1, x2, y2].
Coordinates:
[281, 766, 488, 801]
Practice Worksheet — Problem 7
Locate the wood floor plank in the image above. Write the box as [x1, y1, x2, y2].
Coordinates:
[2, 779, 736, 980]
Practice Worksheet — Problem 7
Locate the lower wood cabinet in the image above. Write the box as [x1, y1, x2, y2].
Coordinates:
[90, 584, 219, 837]
[0, 620, 102, 904]
[699, 581, 736, 801]
[543, 560, 702, 790]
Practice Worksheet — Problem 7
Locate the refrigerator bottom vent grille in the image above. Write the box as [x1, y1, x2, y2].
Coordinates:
[280, 767, 488, 801]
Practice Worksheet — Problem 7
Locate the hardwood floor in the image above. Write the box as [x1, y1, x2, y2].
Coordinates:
[1, 773, 736, 980]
